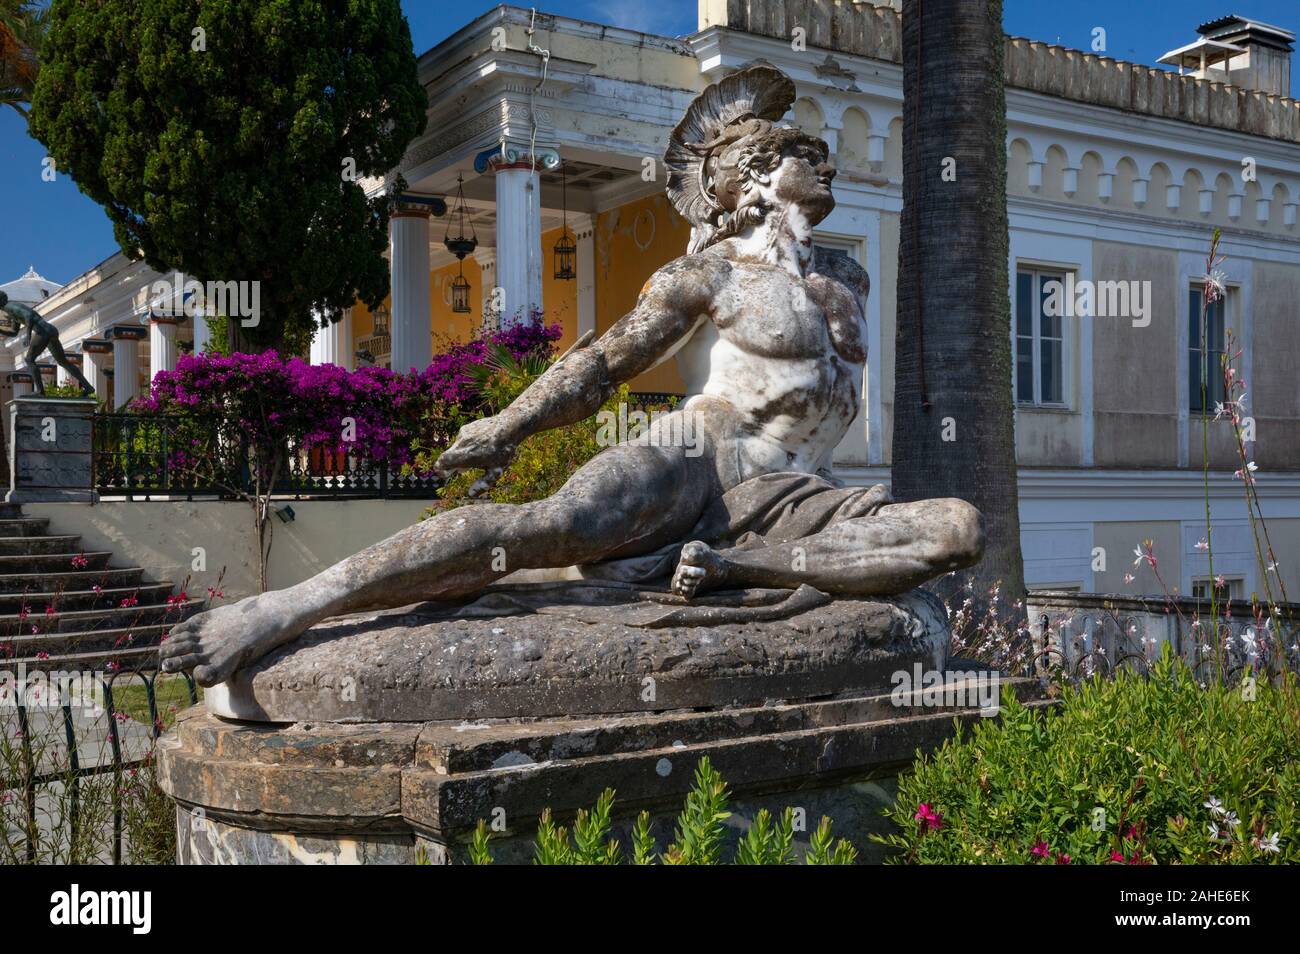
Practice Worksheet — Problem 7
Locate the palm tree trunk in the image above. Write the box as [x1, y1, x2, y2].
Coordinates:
[893, 0, 1025, 611]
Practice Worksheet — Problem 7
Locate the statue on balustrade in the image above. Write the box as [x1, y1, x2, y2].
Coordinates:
[0, 290, 96, 397]
[161, 66, 984, 688]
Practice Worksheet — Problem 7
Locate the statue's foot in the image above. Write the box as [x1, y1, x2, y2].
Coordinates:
[671, 540, 730, 600]
[159, 590, 313, 687]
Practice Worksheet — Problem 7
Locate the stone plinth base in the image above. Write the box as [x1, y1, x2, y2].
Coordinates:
[159, 676, 1046, 864]
[204, 585, 952, 723]
[7, 396, 99, 503]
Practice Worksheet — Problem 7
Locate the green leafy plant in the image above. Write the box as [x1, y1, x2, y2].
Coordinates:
[875, 648, 1300, 864]
[469, 757, 857, 865]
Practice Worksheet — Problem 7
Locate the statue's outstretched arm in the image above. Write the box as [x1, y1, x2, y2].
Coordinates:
[437, 256, 721, 479]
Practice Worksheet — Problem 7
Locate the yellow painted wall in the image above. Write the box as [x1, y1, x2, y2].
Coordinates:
[594, 193, 693, 393]
[541, 225, 579, 352]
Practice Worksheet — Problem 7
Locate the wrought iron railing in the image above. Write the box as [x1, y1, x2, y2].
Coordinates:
[1, 667, 196, 865]
[91, 397, 686, 501]
[92, 414, 442, 500]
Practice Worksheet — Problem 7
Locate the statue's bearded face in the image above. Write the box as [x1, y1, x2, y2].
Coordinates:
[711, 129, 836, 229]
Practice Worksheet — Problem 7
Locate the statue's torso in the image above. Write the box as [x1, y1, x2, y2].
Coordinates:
[674, 256, 866, 483]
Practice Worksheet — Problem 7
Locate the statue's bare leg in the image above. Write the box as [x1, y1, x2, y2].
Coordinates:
[23, 339, 45, 395]
[45, 336, 96, 396]
[161, 441, 717, 685]
[671, 498, 984, 598]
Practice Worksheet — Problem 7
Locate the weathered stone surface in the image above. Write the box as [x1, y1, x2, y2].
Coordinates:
[157, 675, 1049, 864]
[6, 397, 99, 503]
[204, 585, 949, 723]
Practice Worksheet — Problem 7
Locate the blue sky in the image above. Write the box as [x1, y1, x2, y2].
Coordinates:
[3, 0, 1296, 285]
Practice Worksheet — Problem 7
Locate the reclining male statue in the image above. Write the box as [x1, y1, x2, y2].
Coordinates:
[161, 66, 984, 688]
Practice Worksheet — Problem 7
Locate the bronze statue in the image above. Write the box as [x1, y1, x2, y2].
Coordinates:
[0, 290, 95, 397]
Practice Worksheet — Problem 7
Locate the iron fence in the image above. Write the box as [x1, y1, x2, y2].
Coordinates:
[91, 397, 686, 501]
[2, 666, 195, 865]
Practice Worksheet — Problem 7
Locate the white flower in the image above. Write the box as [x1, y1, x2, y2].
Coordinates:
[1133, 547, 1144, 566]
[1223, 810, 1241, 828]
[1254, 833, 1281, 854]
[1204, 797, 1224, 815]
[1195, 538, 1209, 552]
[1204, 269, 1228, 303]
[1124, 573, 1135, 584]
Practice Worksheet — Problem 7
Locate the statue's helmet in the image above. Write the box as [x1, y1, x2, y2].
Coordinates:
[665, 66, 827, 252]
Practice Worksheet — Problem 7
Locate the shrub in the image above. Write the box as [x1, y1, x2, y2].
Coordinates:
[875, 650, 1300, 864]
[458, 757, 858, 866]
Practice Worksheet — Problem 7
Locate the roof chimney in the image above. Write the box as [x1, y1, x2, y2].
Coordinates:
[1158, 15, 1294, 95]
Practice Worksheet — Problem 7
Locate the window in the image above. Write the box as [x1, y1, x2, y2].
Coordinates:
[1015, 268, 1066, 406]
[1191, 577, 1244, 600]
[1189, 285, 1227, 414]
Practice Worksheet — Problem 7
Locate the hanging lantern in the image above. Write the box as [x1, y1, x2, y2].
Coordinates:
[553, 231, 576, 281]
[443, 174, 479, 261]
[554, 161, 576, 281]
[451, 267, 471, 314]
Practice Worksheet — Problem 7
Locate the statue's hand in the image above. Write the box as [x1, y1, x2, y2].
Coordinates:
[435, 415, 517, 486]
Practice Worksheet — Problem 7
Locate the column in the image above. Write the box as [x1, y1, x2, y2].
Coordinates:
[310, 308, 354, 370]
[107, 326, 146, 409]
[575, 218, 596, 339]
[150, 315, 179, 380]
[474, 248, 498, 331]
[389, 199, 433, 373]
[191, 314, 211, 355]
[9, 372, 32, 399]
[81, 339, 111, 399]
[476, 142, 559, 327]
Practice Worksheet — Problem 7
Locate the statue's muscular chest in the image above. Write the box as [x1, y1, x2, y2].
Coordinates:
[708, 265, 866, 365]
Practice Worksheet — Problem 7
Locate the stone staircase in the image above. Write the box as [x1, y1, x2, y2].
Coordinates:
[0, 502, 203, 671]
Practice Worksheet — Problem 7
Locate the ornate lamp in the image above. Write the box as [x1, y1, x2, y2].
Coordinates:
[443, 174, 478, 315]
[553, 163, 576, 281]
[371, 304, 390, 338]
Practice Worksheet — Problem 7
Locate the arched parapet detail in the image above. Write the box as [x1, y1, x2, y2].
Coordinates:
[1007, 138, 1034, 193]
[837, 106, 872, 171]
[793, 95, 831, 151]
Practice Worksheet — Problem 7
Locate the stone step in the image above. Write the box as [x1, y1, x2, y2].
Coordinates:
[3, 623, 172, 660]
[0, 550, 112, 574]
[0, 598, 203, 637]
[0, 534, 83, 556]
[5, 644, 161, 673]
[0, 583, 173, 615]
[0, 517, 50, 537]
[0, 503, 23, 520]
[0, 566, 146, 592]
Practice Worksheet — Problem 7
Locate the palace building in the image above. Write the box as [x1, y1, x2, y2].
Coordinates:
[6, 2, 1300, 598]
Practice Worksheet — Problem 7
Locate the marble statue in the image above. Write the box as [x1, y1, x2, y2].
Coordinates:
[160, 66, 984, 688]
[0, 290, 96, 397]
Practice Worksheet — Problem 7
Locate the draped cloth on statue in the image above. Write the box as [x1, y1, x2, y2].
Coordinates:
[433, 473, 898, 628]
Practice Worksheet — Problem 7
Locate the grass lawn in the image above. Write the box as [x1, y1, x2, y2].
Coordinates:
[108, 675, 202, 730]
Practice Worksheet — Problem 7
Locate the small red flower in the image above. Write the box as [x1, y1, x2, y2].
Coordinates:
[1031, 839, 1050, 859]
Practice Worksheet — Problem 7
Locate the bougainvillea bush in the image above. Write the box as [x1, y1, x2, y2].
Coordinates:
[875, 651, 1300, 864]
[132, 321, 561, 587]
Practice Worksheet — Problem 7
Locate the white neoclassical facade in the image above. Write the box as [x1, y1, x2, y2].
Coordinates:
[7, 2, 1300, 598]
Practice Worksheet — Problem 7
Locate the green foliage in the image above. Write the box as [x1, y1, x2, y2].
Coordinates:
[663, 758, 732, 865]
[875, 649, 1300, 864]
[469, 757, 858, 865]
[426, 384, 636, 512]
[0, 0, 46, 118]
[29, 0, 428, 349]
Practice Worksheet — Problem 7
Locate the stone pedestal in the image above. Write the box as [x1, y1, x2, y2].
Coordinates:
[157, 586, 1045, 864]
[6, 396, 99, 503]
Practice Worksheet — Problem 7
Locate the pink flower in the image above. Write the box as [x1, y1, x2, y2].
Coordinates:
[1030, 839, 1050, 859]
[1054, 852, 1071, 865]
[914, 803, 943, 831]
[71, 553, 88, 569]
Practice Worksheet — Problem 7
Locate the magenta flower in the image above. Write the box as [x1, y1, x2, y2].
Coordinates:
[914, 803, 943, 831]
[1030, 839, 1050, 859]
